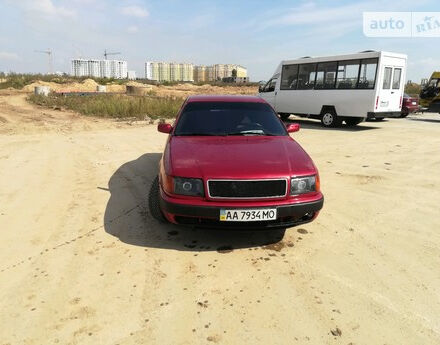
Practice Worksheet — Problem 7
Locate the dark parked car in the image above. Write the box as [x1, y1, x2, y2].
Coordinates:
[401, 93, 419, 117]
[148, 95, 324, 230]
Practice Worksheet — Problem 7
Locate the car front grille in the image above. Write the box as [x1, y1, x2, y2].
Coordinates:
[207, 179, 287, 199]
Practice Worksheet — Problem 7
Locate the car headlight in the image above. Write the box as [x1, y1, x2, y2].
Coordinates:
[174, 177, 204, 196]
[291, 176, 316, 195]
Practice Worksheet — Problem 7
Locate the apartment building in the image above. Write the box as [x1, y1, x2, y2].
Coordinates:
[194, 64, 247, 82]
[71, 59, 128, 79]
[88, 59, 101, 77]
[71, 59, 89, 77]
[193, 65, 208, 83]
[127, 70, 136, 80]
[145, 61, 247, 83]
[100, 60, 111, 78]
[145, 61, 194, 82]
[180, 63, 193, 82]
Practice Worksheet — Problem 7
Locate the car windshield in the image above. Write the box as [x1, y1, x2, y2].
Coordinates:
[174, 102, 288, 136]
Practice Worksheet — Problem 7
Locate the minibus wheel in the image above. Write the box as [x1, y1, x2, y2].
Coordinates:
[321, 109, 341, 127]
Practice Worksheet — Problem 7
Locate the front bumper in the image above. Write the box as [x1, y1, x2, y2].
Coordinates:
[403, 105, 419, 114]
[159, 191, 324, 230]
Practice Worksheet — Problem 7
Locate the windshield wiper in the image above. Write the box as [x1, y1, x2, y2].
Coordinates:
[228, 130, 276, 136]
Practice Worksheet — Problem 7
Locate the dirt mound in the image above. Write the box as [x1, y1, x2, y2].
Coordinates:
[126, 81, 153, 88]
[22, 78, 100, 93]
[105, 84, 126, 93]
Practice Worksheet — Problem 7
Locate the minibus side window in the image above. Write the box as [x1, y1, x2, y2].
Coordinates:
[280, 64, 299, 90]
[336, 60, 360, 89]
[297, 64, 317, 90]
[315, 62, 337, 89]
[358, 58, 378, 89]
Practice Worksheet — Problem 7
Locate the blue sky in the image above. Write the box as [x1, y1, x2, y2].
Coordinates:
[0, 0, 439, 82]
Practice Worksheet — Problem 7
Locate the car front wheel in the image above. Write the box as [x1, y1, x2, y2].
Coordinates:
[148, 176, 167, 222]
[400, 108, 409, 118]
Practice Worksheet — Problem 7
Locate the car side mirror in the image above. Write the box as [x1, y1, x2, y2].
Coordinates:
[286, 123, 300, 133]
[158, 123, 173, 134]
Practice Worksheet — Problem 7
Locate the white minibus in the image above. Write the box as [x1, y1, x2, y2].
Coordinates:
[259, 51, 407, 127]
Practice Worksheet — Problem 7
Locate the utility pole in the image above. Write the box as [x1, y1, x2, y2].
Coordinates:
[104, 49, 121, 60]
[35, 49, 53, 74]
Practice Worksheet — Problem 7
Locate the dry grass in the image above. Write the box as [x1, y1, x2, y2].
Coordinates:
[28, 93, 184, 119]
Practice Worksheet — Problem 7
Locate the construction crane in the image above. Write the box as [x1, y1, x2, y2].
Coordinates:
[35, 49, 53, 74]
[104, 49, 121, 60]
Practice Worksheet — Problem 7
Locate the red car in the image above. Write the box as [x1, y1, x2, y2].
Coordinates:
[149, 95, 323, 230]
[401, 93, 419, 117]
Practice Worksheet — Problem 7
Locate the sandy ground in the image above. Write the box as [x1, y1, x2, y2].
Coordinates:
[1, 91, 440, 345]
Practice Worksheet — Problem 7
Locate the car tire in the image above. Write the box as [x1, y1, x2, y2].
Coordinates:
[148, 176, 167, 223]
[400, 112, 409, 118]
[279, 113, 290, 121]
[321, 109, 341, 128]
[375, 117, 384, 121]
[344, 117, 363, 126]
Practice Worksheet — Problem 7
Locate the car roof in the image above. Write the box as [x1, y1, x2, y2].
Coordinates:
[186, 95, 266, 103]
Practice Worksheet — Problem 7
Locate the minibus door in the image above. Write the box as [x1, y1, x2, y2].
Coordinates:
[259, 76, 278, 108]
[379, 66, 403, 112]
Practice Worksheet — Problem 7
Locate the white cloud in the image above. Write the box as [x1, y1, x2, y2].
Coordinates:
[260, 0, 432, 30]
[0, 52, 20, 60]
[121, 5, 149, 18]
[23, 0, 76, 18]
[409, 57, 439, 68]
[127, 25, 139, 34]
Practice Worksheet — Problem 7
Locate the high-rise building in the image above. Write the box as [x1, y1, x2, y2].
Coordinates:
[180, 63, 193, 82]
[193, 65, 208, 83]
[127, 70, 136, 80]
[100, 60, 111, 78]
[88, 59, 101, 78]
[145, 61, 194, 82]
[113, 60, 128, 79]
[71, 59, 128, 79]
[71, 59, 89, 77]
[145, 61, 246, 82]
[169, 63, 181, 81]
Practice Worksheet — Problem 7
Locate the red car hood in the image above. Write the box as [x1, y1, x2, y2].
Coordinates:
[167, 136, 317, 179]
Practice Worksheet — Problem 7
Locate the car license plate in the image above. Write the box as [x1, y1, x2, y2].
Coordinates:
[412, 101, 417, 105]
[220, 208, 277, 222]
